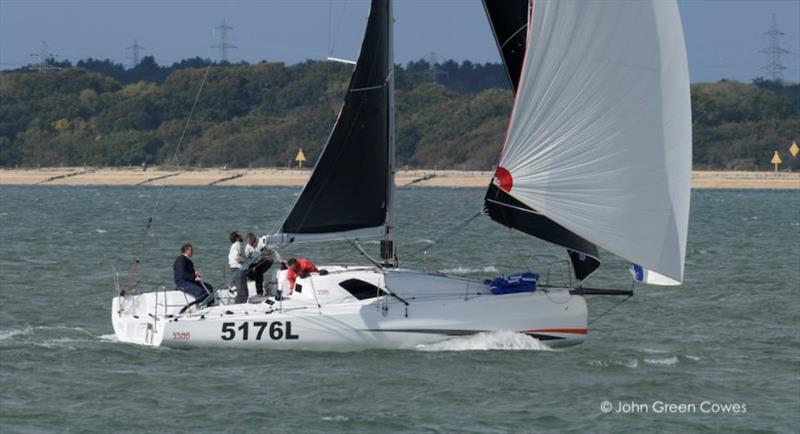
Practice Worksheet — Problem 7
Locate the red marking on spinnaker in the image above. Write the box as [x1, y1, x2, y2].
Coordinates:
[495, 167, 513, 192]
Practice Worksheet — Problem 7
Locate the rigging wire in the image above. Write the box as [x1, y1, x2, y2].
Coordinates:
[124, 61, 213, 294]
[588, 293, 634, 326]
[328, 0, 350, 57]
[401, 210, 483, 263]
[152, 61, 212, 211]
[327, 0, 332, 56]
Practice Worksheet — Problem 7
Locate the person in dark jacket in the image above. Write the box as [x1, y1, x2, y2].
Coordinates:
[173, 244, 214, 305]
[245, 232, 273, 296]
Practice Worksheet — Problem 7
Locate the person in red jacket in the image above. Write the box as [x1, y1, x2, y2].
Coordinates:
[284, 257, 318, 294]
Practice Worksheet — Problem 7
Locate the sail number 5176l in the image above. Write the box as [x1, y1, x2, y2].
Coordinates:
[220, 321, 299, 341]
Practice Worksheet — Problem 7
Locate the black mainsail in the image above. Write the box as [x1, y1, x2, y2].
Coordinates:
[280, 0, 392, 239]
[481, 0, 600, 281]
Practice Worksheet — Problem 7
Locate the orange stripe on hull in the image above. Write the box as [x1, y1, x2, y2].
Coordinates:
[522, 328, 587, 335]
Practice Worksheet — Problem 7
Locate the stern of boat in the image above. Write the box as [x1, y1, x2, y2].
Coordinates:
[111, 290, 193, 346]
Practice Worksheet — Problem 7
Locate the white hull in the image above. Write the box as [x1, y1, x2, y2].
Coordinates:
[112, 266, 588, 350]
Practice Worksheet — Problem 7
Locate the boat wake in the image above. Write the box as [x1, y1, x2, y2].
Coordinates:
[0, 326, 114, 349]
[416, 331, 551, 352]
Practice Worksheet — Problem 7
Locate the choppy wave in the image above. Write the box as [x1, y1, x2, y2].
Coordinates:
[320, 415, 349, 422]
[644, 356, 680, 366]
[0, 326, 33, 341]
[440, 265, 499, 275]
[416, 331, 551, 352]
[590, 353, 695, 369]
[639, 347, 670, 354]
[589, 358, 639, 369]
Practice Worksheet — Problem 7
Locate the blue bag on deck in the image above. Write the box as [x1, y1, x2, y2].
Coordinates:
[489, 272, 539, 295]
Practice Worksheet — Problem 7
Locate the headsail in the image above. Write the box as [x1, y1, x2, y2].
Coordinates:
[482, 0, 600, 281]
[486, 0, 692, 283]
[279, 0, 391, 238]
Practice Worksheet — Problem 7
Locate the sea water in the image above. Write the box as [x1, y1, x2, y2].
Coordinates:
[0, 186, 798, 433]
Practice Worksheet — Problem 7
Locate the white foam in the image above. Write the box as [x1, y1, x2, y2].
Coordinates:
[644, 356, 679, 366]
[416, 331, 551, 352]
[321, 415, 349, 422]
[99, 334, 120, 342]
[95, 229, 107, 234]
[684, 355, 701, 361]
[589, 358, 639, 368]
[31, 337, 85, 349]
[0, 327, 33, 341]
[440, 265, 499, 275]
[639, 347, 670, 354]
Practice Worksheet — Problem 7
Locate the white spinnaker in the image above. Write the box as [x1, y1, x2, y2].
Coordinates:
[630, 264, 681, 286]
[498, 0, 691, 282]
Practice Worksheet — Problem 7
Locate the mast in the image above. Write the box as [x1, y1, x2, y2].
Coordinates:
[381, 0, 397, 267]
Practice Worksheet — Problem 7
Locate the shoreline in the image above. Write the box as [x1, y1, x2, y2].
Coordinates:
[0, 167, 798, 189]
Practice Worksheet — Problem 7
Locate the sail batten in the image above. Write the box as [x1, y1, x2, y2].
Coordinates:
[487, 0, 692, 282]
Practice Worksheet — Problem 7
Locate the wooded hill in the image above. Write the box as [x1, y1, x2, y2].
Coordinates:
[1, 58, 797, 170]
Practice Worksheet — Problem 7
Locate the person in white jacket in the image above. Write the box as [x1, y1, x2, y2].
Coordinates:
[228, 231, 248, 303]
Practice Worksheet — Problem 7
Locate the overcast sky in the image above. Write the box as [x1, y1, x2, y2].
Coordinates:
[1, 0, 798, 83]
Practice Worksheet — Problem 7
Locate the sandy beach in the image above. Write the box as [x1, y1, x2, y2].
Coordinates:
[0, 167, 798, 189]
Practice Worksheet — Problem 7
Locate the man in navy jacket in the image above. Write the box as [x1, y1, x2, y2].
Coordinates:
[173, 244, 214, 305]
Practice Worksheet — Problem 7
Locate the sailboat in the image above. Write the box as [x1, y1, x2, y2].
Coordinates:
[112, 0, 691, 349]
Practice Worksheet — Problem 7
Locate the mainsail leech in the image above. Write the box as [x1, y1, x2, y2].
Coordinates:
[279, 0, 391, 238]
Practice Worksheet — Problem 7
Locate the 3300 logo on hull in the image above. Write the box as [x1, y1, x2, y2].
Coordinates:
[220, 321, 299, 341]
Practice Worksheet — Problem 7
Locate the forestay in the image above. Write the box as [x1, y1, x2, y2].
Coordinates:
[491, 0, 692, 283]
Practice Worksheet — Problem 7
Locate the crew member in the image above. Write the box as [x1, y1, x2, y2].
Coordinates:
[283, 257, 318, 294]
[173, 244, 214, 305]
[245, 232, 273, 296]
[228, 231, 248, 304]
